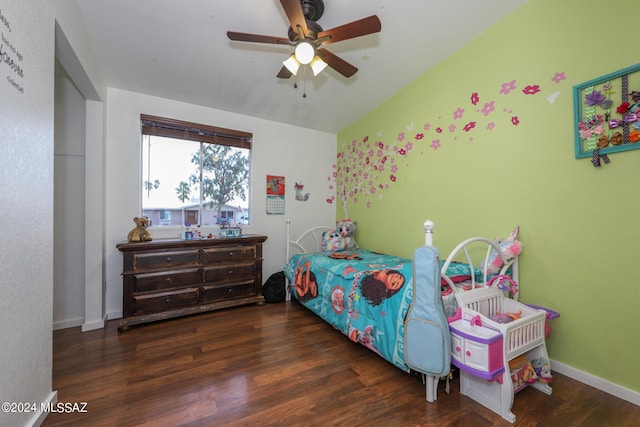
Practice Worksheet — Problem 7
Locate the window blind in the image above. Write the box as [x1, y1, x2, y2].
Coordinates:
[140, 114, 252, 149]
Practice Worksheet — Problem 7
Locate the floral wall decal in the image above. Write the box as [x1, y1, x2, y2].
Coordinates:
[327, 134, 414, 219]
[329, 71, 568, 216]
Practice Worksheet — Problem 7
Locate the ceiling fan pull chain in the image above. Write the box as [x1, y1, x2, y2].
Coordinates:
[303, 66, 307, 98]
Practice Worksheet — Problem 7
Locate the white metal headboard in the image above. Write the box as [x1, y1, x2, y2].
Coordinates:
[285, 218, 334, 261]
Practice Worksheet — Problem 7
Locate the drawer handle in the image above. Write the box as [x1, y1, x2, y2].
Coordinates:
[165, 278, 173, 285]
[228, 252, 234, 257]
[456, 346, 461, 352]
[166, 257, 171, 262]
[228, 270, 233, 275]
[466, 351, 471, 356]
[165, 297, 171, 304]
[228, 289, 233, 293]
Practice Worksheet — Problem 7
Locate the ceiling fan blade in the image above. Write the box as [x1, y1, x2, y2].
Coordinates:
[227, 31, 291, 45]
[317, 48, 358, 78]
[277, 66, 293, 79]
[317, 15, 382, 44]
[279, 0, 308, 36]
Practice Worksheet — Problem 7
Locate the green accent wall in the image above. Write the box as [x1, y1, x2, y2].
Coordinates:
[337, 0, 640, 393]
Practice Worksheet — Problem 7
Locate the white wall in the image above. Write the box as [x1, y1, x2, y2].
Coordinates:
[54, 3, 107, 332]
[105, 88, 337, 318]
[0, 1, 57, 426]
[53, 60, 86, 329]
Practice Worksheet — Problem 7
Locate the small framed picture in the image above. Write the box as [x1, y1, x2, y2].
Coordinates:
[573, 63, 640, 158]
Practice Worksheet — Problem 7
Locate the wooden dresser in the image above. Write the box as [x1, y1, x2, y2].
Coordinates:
[116, 235, 267, 331]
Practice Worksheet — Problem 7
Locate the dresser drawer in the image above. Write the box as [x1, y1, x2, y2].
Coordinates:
[203, 263, 255, 283]
[132, 249, 200, 271]
[133, 287, 200, 314]
[202, 282, 255, 302]
[202, 245, 256, 264]
[134, 268, 200, 293]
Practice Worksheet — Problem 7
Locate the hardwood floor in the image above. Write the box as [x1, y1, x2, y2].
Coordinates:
[45, 301, 639, 427]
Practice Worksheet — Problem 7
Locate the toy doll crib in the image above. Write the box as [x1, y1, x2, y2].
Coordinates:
[439, 235, 556, 423]
[450, 287, 553, 423]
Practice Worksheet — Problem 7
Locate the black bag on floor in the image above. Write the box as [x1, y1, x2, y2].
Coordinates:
[263, 271, 286, 303]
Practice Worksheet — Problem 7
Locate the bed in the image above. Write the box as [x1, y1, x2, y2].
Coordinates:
[284, 219, 521, 403]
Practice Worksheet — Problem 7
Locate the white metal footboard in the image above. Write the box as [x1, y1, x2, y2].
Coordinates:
[441, 237, 519, 298]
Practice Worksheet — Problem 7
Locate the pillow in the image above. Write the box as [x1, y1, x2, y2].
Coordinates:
[321, 230, 346, 252]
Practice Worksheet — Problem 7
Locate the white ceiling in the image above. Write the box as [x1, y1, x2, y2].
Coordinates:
[74, 0, 528, 134]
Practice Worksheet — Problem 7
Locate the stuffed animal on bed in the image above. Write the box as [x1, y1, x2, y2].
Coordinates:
[321, 230, 346, 252]
[483, 225, 521, 274]
[336, 219, 359, 250]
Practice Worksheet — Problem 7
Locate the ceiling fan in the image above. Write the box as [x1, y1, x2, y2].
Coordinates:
[227, 0, 381, 79]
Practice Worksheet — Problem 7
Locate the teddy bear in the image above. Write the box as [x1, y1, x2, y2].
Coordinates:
[336, 219, 359, 250]
[127, 216, 153, 242]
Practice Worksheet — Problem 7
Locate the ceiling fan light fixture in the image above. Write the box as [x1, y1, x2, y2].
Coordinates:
[228, 1, 382, 80]
[310, 56, 328, 76]
[283, 54, 301, 75]
[294, 41, 315, 65]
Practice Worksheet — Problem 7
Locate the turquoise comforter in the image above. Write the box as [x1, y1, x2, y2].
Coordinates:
[284, 250, 415, 371]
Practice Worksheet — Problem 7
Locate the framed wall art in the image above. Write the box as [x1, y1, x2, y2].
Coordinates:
[573, 63, 640, 159]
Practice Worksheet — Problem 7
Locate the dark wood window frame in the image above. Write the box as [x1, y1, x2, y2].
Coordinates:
[140, 114, 252, 149]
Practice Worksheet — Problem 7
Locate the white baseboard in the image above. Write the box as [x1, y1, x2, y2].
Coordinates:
[52, 317, 83, 331]
[552, 360, 640, 406]
[54, 315, 108, 332]
[107, 310, 122, 320]
[81, 314, 106, 332]
[27, 390, 57, 427]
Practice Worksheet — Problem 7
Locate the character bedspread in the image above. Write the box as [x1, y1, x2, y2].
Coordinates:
[285, 250, 416, 372]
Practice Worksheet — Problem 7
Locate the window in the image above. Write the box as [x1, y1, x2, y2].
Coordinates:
[159, 210, 172, 226]
[140, 114, 252, 228]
